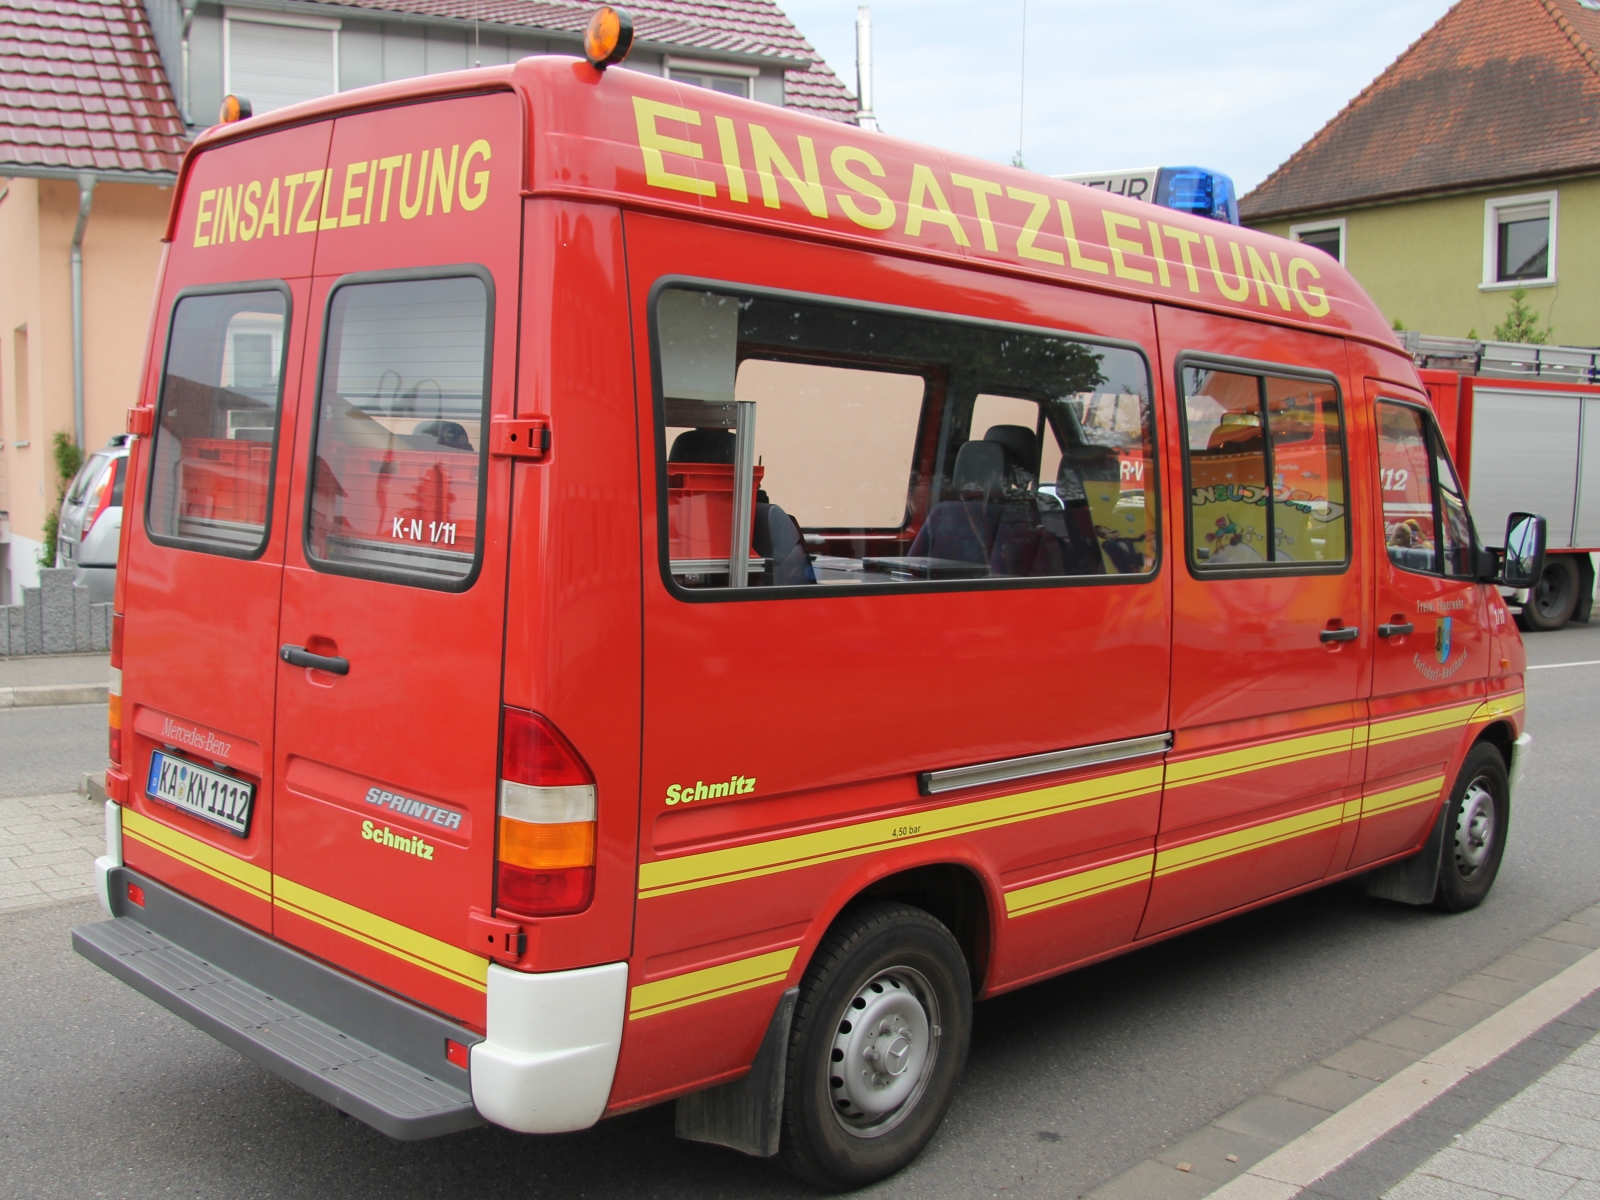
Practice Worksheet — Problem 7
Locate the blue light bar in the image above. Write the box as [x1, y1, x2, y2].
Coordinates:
[1153, 167, 1239, 225]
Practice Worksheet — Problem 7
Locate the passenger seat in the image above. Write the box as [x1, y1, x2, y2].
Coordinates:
[909, 440, 1005, 565]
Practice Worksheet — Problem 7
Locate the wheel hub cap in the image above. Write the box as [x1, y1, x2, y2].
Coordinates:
[1455, 779, 1496, 875]
[830, 968, 938, 1136]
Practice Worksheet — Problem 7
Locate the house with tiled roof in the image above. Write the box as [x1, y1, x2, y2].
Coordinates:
[0, 0, 854, 602]
[1240, 0, 1600, 345]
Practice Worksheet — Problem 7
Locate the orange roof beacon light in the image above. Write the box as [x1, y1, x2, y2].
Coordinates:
[583, 6, 634, 69]
[218, 94, 252, 124]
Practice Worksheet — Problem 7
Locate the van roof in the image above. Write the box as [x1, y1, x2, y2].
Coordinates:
[176, 57, 1397, 350]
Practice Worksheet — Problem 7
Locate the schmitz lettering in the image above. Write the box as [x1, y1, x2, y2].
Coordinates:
[665, 775, 756, 805]
[364, 786, 464, 831]
[361, 819, 435, 860]
[162, 717, 232, 758]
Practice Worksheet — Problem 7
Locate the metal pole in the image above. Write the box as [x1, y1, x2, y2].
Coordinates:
[180, 0, 197, 126]
[70, 172, 97, 450]
[729, 401, 756, 587]
[855, 7, 878, 132]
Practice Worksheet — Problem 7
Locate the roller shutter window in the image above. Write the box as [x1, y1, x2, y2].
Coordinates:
[226, 17, 338, 115]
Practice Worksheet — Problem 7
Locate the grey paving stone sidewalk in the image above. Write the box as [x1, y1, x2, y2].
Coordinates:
[1385, 1026, 1600, 1200]
[0, 791, 104, 911]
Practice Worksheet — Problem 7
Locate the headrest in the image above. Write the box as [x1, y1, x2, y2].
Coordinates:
[984, 425, 1038, 473]
[952, 440, 1004, 499]
[668, 428, 736, 464]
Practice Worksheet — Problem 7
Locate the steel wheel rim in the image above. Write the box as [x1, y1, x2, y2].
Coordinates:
[828, 966, 940, 1139]
[1454, 777, 1497, 878]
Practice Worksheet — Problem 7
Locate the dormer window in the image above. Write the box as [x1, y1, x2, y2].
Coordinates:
[666, 58, 756, 99]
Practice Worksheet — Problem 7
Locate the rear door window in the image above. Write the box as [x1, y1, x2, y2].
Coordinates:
[304, 271, 491, 590]
[146, 286, 289, 557]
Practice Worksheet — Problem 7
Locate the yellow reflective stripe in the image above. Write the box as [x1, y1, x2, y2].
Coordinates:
[1005, 854, 1154, 918]
[1363, 776, 1444, 817]
[1164, 727, 1355, 789]
[628, 947, 797, 1020]
[1154, 800, 1347, 878]
[122, 807, 271, 903]
[637, 764, 1164, 900]
[1472, 693, 1525, 723]
[273, 876, 488, 993]
[1367, 702, 1479, 747]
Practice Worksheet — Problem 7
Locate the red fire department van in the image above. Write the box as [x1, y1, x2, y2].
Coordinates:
[73, 18, 1543, 1189]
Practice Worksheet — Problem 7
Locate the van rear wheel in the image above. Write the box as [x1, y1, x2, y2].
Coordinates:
[1434, 744, 1510, 912]
[779, 902, 971, 1190]
[1519, 555, 1580, 631]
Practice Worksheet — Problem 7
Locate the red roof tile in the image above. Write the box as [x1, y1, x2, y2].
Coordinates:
[1241, 0, 1600, 222]
[0, 0, 187, 178]
[296, 0, 858, 119]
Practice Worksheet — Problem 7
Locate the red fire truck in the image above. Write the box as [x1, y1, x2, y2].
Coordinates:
[1409, 333, 1600, 631]
[72, 12, 1541, 1188]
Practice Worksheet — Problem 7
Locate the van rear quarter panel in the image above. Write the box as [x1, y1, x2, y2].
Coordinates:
[500, 196, 641, 972]
[608, 211, 1174, 1110]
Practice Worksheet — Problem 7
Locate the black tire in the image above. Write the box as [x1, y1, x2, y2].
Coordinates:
[1433, 743, 1510, 912]
[1519, 555, 1580, 632]
[778, 901, 972, 1191]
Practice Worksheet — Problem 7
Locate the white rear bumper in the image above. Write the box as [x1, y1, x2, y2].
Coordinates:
[470, 960, 628, 1133]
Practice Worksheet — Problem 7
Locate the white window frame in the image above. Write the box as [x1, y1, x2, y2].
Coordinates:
[665, 56, 757, 98]
[223, 7, 341, 99]
[1482, 190, 1557, 290]
[1289, 218, 1347, 266]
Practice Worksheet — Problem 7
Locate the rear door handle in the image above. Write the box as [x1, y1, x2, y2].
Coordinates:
[280, 645, 350, 675]
[1378, 622, 1415, 638]
[1319, 627, 1360, 643]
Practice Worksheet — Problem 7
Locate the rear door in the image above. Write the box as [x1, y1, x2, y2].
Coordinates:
[1141, 309, 1370, 936]
[1355, 385, 1489, 866]
[118, 121, 330, 931]
[270, 93, 522, 1024]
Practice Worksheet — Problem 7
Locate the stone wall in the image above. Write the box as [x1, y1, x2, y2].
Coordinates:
[0, 568, 111, 655]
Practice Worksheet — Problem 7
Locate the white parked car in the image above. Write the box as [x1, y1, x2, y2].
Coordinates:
[56, 435, 129, 604]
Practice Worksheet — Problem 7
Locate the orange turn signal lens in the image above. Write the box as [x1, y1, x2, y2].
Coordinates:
[218, 94, 253, 124]
[498, 816, 595, 869]
[583, 6, 634, 68]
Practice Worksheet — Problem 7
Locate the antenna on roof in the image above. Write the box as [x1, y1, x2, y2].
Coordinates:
[1013, 0, 1027, 168]
[856, 7, 879, 132]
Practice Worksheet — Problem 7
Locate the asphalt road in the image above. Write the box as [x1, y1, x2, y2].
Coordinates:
[0, 702, 109, 797]
[3, 626, 1598, 1200]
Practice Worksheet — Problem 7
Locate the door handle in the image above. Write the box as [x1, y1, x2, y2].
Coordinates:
[1319, 627, 1360, 643]
[280, 645, 350, 675]
[1378, 622, 1415, 638]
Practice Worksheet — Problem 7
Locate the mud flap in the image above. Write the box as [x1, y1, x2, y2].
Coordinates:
[675, 986, 799, 1157]
[1365, 800, 1449, 906]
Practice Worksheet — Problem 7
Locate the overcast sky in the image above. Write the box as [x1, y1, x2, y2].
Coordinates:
[778, 0, 1457, 196]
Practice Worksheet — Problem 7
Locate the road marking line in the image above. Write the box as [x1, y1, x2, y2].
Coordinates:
[1528, 659, 1600, 670]
[1202, 940, 1600, 1200]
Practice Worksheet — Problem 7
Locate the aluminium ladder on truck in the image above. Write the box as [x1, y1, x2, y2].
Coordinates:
[1404, 331, 1600, 630]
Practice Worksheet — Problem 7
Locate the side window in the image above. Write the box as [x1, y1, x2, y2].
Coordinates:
[653, 285, 1158, 594]
[1181, 363, 1348, 571]
[146, 288, 288, 557]
[1376, 400, 1477, 576]
[305, 273, 490, 590]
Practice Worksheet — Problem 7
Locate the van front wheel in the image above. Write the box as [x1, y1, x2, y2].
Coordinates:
[1434, 744, 1510, 912]
[779, 902, 971, 1190]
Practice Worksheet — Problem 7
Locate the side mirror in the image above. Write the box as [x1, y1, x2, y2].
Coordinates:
[1499, 511, 1546, 589]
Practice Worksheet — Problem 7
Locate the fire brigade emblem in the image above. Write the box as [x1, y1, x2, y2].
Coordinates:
[1435, 616, 1452, 664]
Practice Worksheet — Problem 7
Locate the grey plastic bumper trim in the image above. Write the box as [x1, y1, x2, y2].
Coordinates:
[918, 732, 1173, 796]
[72, 866, 484, 1140]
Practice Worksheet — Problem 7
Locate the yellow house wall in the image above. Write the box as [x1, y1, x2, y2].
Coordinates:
[0, 176, 170, 595]
[1250, 174, 1600, 344]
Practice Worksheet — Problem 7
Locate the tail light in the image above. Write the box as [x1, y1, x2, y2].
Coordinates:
[496, 708, 595, 918]
[108, 614, 124, 768]
[86, 460, 117, 536]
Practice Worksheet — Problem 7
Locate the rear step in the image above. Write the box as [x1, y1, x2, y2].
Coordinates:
[73, 867, 483, 1140]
